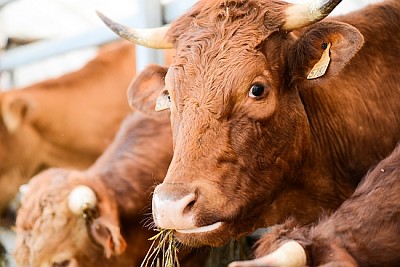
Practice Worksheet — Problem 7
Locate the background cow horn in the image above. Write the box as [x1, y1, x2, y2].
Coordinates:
[68, 185, 97, 215]
[282, 0, 342, 31]
[96, 11, 173, 49]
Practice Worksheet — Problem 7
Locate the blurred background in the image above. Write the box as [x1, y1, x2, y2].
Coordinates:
[0, 0, 383, 266]
[0, 0, 381, 90]
[0, 0, 197, 89]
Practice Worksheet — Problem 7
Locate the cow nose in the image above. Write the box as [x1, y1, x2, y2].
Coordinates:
[152, 183, 197, 230]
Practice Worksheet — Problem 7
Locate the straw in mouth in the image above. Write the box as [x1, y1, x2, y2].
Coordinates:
[141, 229, 180, 267]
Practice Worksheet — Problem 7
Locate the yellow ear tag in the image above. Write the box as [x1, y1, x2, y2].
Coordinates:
[307, 43, 331, 80]
[155, 91, 171, 111]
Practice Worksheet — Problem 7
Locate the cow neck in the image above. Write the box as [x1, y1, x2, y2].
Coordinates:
[294, 0, 400, 191]
[296, 73, 400, 221]
[85, 114, 172, 219]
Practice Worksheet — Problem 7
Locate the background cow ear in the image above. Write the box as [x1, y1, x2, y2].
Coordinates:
[90, 216, 127, 258]
[1, 94, 35, 133]
[127, 64, 170, 121]
[289, 21, 364, 82]
[82, 182, 127, 258]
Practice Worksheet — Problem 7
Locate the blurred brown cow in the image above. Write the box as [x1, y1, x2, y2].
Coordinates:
[0, 41, 135, 214]
[230, 144, 400, 267]
[13, 66, 208, 267]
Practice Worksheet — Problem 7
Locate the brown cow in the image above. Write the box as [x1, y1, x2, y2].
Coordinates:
[99, 0, 400, 249]
[0, 41, 134, 214]
[230, 144, 400, 267]
[13, 66, 208, 267]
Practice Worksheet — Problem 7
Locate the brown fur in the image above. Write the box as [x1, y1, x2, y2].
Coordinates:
[13, 67, 207, 267]
[255, 144, 400, 267]
[131, 0, 400, 247]
[0, 41, 136, 214]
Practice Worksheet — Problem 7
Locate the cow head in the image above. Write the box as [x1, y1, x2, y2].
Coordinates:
[0, 92, 43, 214]
[99, 0, 364, 247]
[14, 168, 126, 267]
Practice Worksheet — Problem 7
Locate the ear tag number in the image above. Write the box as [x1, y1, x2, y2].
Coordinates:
[155, 91, 171, 111]
[307, 43, 331, 80]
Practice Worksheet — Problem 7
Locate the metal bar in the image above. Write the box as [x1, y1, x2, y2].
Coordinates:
[0, 17, 138, 71]
[0, 0, 14, 8]
[135, 0, 164, 71]
[0, 0, 197, 73]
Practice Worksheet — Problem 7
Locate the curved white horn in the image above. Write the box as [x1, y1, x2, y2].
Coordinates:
[68, 185, 97, 215]
[267, 241, 307, 266]
[282, 0, 342, 31]
[229, 240, 306, 267]
[96, 11, 173, 49]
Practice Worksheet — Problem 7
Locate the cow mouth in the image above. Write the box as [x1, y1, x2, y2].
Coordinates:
[175, 221, 223, 234]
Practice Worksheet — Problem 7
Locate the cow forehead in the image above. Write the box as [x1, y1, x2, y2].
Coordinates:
[176, 0, 286, 29]
[167, 50, 265, 118]
[169, 0, 285, 51]
[166, 0, 285, 115]
[168, 30, 268, 117]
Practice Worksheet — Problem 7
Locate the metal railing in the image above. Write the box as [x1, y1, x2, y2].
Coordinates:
[0, 0, 196, 89]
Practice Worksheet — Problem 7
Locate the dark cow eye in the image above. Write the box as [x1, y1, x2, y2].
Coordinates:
[249, 83, 266, 98]
[53, 260, 70, 267]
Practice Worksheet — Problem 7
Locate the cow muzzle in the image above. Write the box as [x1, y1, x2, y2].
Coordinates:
[152, 183, 222, 234]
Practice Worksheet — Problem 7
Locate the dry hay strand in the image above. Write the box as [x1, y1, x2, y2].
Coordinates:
[141, 229, 258, 267]
[141, 229, 180, 267]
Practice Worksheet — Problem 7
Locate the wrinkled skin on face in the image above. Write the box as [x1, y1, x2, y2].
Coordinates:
[147, 0, 400, 248]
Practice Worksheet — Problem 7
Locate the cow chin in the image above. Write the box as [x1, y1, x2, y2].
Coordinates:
[172, 220, 256, 247]
[173, 222, 234, 247]
[175, 221, 223, 235]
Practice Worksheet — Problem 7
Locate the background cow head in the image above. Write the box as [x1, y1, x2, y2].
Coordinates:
[0, 92, 43, 215]
[14, 168, 127, 267]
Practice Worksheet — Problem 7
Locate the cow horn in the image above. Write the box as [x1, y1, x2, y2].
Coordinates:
[96, 11, 173, 49]
[282, 0, 342, 31]
[269, 241, 307, 266]
[68, 185, 97, 215]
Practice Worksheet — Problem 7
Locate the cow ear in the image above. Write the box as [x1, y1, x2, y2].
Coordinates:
[90, 217, 127, 258]
[290, 21, 364, 82]
[69, 182, 127, 258]
[1, 94, 35, 133]
[127, 64, 170, 121]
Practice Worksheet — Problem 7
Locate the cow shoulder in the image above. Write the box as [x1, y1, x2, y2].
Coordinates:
[289, 21, 364, 82]
[127, 64, 169, 121]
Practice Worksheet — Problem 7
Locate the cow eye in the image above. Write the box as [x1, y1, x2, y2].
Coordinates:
[53, 260, 70, 267]
[249, 83, 266, 98]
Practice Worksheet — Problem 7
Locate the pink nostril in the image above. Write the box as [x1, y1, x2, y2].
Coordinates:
[152, 185, 197, 230]
[183, 199, 196, 214]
